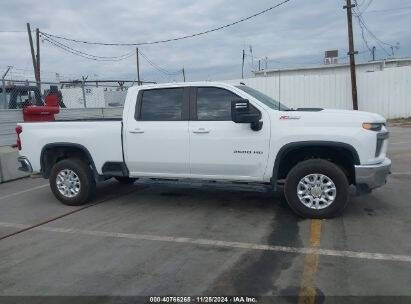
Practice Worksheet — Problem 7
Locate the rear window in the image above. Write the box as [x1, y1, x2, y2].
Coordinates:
[139, 88, 183, 121]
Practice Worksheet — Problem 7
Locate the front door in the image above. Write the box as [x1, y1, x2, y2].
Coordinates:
[124, 87, 190, 177]
[188, 86, 270, 181]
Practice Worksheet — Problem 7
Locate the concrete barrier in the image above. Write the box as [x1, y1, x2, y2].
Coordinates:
[0, 146, 29, 183]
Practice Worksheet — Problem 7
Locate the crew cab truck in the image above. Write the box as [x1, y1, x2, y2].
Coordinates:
[16, 82, 391, 218]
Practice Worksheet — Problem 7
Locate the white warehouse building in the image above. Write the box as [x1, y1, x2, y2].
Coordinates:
[225, 57, 411, 119]
[252, 57, 411, 77]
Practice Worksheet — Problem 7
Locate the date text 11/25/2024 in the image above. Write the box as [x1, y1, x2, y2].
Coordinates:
[149, 296, 258, 303]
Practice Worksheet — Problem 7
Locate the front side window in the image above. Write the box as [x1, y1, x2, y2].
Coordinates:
[139, 88, 183, 121]
[196, 87, 239, 121]
[235, 85, 289, 110]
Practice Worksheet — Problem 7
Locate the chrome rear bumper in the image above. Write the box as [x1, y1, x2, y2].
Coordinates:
[17, 156, 33, 173]
[355, 157, 391, 193]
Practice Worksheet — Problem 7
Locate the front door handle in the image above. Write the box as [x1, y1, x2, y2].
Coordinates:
[193, 128, 210, 134]
[129, 128, 144, 134]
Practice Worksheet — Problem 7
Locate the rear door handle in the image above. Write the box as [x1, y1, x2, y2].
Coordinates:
[193, 128, 210, 134]
[129, 128, 144, 134]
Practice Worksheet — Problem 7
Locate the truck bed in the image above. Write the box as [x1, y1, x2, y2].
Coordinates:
[19, 120, 124, 174]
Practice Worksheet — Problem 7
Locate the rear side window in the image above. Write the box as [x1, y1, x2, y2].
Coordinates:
[139, 88, 184, 121]
[196, 87, 239, 121]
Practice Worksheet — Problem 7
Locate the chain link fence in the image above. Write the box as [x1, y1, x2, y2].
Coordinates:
[0, 79, 148, 146]
[0, 79, 137, 110]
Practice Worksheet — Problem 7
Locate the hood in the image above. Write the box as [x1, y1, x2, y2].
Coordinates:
[320, 109, 386, 123]
[278, 108, 386, 126]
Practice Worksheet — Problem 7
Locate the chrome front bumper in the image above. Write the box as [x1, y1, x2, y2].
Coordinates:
[355, 157, 391, 193]
[17, 156, 33, 173]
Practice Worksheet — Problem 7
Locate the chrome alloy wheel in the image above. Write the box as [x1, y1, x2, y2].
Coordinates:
[297, 173, 337, 210]
[56, 169, 81, 198]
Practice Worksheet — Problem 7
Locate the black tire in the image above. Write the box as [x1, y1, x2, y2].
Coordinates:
[114, 177, 137, 184]
[284, 159, 349, 219]
[49, 158, 96, 206]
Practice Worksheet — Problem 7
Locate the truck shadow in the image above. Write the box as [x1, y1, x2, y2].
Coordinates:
[132, 178, 292, 213]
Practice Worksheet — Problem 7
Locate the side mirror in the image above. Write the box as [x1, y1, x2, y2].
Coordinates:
[231, 99, 263, 131]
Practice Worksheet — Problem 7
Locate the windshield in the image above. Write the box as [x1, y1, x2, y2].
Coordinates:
[235, 85, 289, 111]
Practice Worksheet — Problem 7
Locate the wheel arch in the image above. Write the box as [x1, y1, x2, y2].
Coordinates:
[40, 142, 98, 179]
[272, 141, 360, 189]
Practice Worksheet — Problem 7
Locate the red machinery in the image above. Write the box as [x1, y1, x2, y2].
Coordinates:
[22, 86, 61, 122]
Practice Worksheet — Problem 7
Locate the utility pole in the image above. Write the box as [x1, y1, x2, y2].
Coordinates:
[372, 46, 376, 61]
[249, 45, 253, 69]
[36, 28, 41, 92]
[258, 60, 261, 71]
[241, 49, 245, 79]
[27, 23, 39, 89]
[136, 48, 141, 85]
[182, 67, 186, 82]
[344, 0, 359, 110]
[81, 76, 88, 108]
[2, 66, 12, 109]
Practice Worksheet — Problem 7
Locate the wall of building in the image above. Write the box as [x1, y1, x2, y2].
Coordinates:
[253, 59, 411, 78]
[225, 65, 411, 119]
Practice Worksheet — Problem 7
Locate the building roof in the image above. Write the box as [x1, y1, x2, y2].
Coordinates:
[253, 57, 411, 75]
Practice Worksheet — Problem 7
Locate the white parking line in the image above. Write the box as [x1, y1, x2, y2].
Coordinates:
[390, 142, 411, 145]
[0, 184, 49, 201]
[392, 172, 411, 176]
[0, 221, 410, 263]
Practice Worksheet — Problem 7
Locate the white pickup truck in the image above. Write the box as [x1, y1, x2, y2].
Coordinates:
[16, 82, 391, 218]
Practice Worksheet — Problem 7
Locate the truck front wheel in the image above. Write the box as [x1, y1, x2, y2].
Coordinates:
[284, 159, 349, 219]
[49, 158, 96, 206]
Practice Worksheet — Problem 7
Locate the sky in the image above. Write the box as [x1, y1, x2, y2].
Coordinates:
[0, 0, 410, 83]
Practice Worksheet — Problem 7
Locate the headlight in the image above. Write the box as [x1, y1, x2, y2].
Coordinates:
[362, 122, 384, 131]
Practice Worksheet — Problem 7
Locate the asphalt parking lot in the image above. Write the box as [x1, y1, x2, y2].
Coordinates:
[0, 126, 410, 302]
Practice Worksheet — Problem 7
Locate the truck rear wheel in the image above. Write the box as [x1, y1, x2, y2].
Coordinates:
[49, 158, 96, 206]
[284, 159, 349, 219]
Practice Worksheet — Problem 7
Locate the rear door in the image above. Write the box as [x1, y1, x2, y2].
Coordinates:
[188, 86, 270, 180]
[123, 87, 190, 177]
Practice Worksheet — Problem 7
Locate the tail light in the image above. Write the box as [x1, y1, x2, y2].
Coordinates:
[15, 125, 22, 150]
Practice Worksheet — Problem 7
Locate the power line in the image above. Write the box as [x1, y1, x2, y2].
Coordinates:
[42, 33, 135, 60]
[357, 16, 392, 53]
[352, 3, 373, 57]
[39, 0, 292, 46]
[352, 9, 392, 56]
[138, 50, 182, 76]
[42, 35, 135, 61]
[40, 32, 182, 79]
[358, 0, 374, 15]
[43, 37, 134, 61]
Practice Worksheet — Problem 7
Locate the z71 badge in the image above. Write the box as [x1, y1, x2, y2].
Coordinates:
[280, 115, 300, 120]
